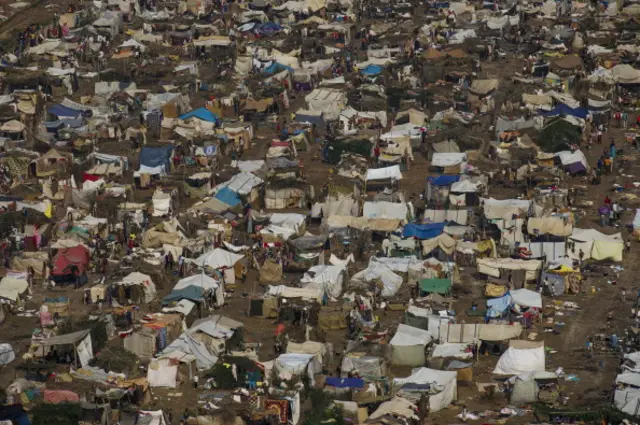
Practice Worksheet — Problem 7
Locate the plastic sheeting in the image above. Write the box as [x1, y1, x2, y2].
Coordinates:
[300, 265, 345, 298]
[365, 165, 402, 181]
[394, 368, 457, 411]
[363, 201, 409, 220]
[350, 263, 403, 297]
[191, 248, 244, 269]
[494, 341, 545, 375]
[390, 324, 432, 366]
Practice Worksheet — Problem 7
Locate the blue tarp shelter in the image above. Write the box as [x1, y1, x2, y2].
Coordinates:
[402, 222, 447, 239]
[139, 146, 173, 173]
[263, 62, 293, 75]
[48, 104, 83, 118]
[486, 293, 511, 318]
[360, 64, 383, 76]
[163, 285, 205, 305]
[428, 175, 460, 186]
[325, 377, 365, 388]
[256, 22, 282, 36]
[179, 107, 218, 123]
[214, 187, 241, 207]
[539, 104, 588, 119]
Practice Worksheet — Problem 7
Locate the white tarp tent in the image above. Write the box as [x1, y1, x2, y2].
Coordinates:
[568, 228, 623, 262]
[350, 262, 403, 297]
[119, 272, 157, 303]
[431, 153, 467, 168]
[393, 368, 457, 411]
[510, 288, 543, 309]
[0, 343, 15, 366]
[147, 358, 179, 387]
[363, 201, 409, 221]
[476, 258, 542, 280]
[274, 353, 323, 384]
[191, 248, 244, 270]
[0, 277, 29, 303]
[365, 165, 403, 181]
[267, 285, 324, 302]
[304, 88, 347, 121]
[300, 265, 345, 299]
[390, 324, 432, 366]
[494, 340, 545, 375]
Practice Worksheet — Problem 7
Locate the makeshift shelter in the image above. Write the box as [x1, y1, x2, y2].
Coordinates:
[393, 368, 457, 411]
[493, 340, 545, 375]
[33, 149, 72, 177]
[389, 324, 432, 366]
[115, 272, 157, 304]
[138, 146, 173, 176]
[568, 228, 623, 262]
[418, 278, 452, 296]
[0, 277, 29, 306]
[300, 265, 345, 299]
[51, 245, 90, 286]
[190, 248, 245, 284]
[32, 329, 94, 368]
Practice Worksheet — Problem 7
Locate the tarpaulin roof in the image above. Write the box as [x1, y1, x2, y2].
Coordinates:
[179, 107, 218, 123]
[214, 187, 241, 207]
[163, 285, 205, 305]
[428, 175, 460, 186]
[419, 278, 452, 294]
[402, 222, 446, 239]
[360, 64, 383, 76]
[52, 245, 90, 275]
[539, 103, 588, 119]
[263, 62, 293, 75]
[139, 146, 173, 169]
[325, 377, 364, 388]
[48, 104, 83, 118]
[37, 329, 91, 346]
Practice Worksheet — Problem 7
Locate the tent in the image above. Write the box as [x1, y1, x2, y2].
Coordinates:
[191, 248, 244, 270]
[167, 273, 224, 308]
[390, 324, 432, 366]
[365, 165, 403, 182]
[300, 265, 345, 299]
[0, 277, 29, 304]
[494, 340, 545, 375]
[117, 272, 157, 304]
[179, 107, 219, 123]
[393, 368, 457, 411]
[139, 146, 173, 176]
[568, 228, 623, 262]
[0, 343, 15, 366]
[350, 262, 403, 297]
[363, 201, 409, 221]
[539, 104, 588, 119]
[403, 222, 446, 239]
[419, 278, 452, 296]
[272, 353, 323, 384]
[52, 245, 90, 282]
[34, 329, 94, 368]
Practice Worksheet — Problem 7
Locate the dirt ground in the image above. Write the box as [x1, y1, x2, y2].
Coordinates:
[0, 2, 639, 425]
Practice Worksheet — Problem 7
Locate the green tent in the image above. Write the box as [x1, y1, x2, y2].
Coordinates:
[419, 278, 452, 295]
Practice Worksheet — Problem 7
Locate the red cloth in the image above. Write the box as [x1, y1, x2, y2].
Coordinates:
[274, 323, 285, 337]
[44, 390, 80, 404]
[83, 173, 100, 182]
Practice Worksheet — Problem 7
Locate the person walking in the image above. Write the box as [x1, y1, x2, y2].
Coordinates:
[623, 111, 628, 128]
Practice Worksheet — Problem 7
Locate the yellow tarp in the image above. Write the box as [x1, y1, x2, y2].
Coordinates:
[485, 283, 507, 297]
[592, 240, 623, 262]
